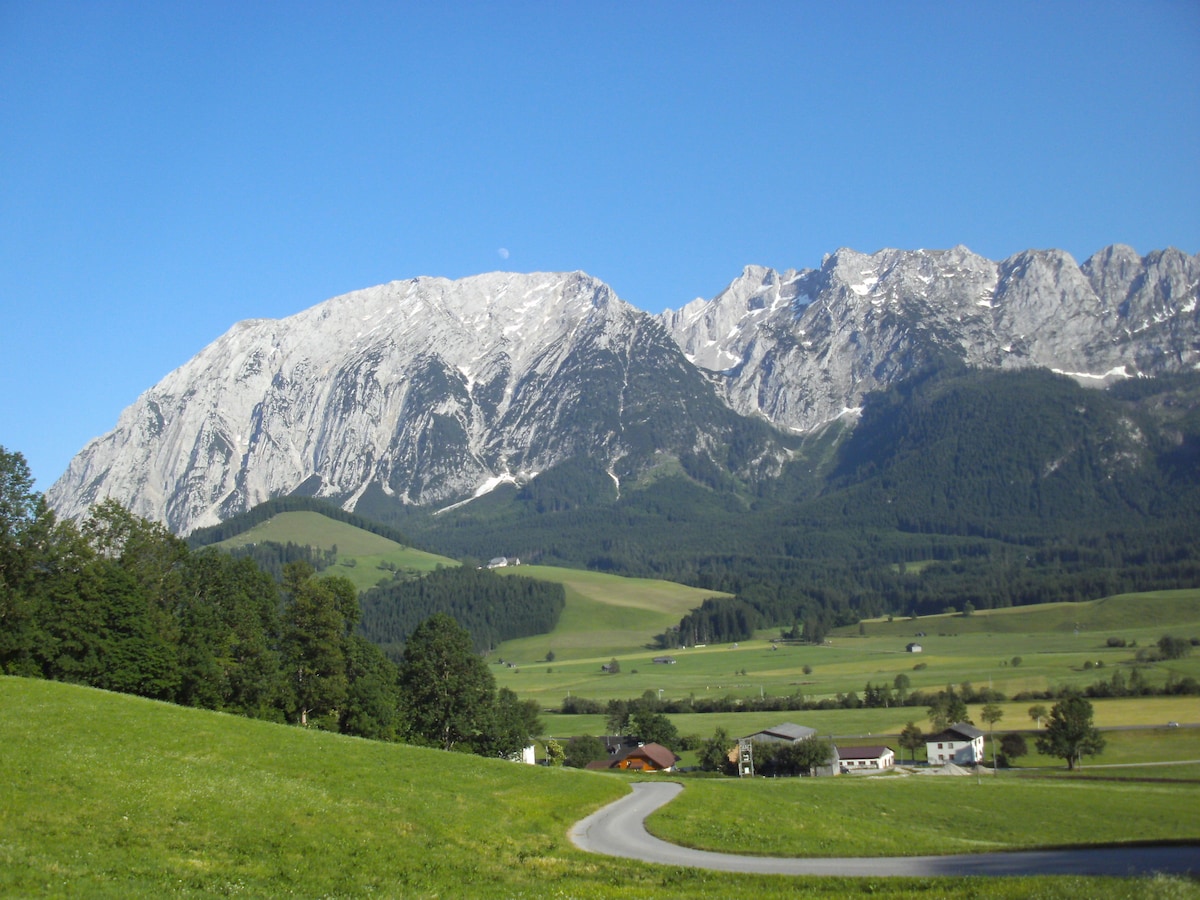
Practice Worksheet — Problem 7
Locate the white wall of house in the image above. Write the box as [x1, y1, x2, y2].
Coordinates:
[840, 750, 894, 770]
[925, 736, 984, 765]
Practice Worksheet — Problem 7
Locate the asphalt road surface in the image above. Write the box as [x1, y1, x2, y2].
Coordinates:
[569, 781, 1200, 877]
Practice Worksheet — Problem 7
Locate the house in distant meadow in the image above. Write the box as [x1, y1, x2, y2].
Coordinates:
[906, 642, 923, 653]
[836, 745, 895, 771]
[925, 723, 985, 765]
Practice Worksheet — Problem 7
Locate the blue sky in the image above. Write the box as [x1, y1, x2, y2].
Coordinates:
[3, 1, 1198, 489]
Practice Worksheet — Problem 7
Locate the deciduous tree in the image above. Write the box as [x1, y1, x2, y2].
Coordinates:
[698, 727, 733, 773]
[998, 732, 1028, 767]
[898, 721, 924, 764]
[1028, 704, 1048, 728]
[564, 734, 609, 769]
[399, 613, 496, 751]
[1035, 695, 1105, 770]
[980, 702, 1004, 766]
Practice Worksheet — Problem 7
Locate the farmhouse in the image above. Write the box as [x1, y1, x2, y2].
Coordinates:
[836, 745, 895, 771]
[906, 642, 923, 653]
[588, 742, 679, 773]
[925, 723, 985, 765]
[652, 656, 676, 664]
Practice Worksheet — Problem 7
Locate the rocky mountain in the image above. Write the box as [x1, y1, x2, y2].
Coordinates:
[48, 245, 1199, 536]
[660, 245, 1199, 433]
[47, 272, 787, 534]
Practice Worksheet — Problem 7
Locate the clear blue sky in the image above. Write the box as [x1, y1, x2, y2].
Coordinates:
[3, 1, 1198, 489]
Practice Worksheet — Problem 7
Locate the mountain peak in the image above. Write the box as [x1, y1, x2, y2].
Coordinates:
[48, 246, 1200, 535]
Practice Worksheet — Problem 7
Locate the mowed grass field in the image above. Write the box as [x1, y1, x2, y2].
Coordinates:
[496, 589, 1200, 722]
[213, 511, 457, 592]
[3, 677, 1196, 900]
[494, 564, 729, 662]
[647, 774, 1200, 858]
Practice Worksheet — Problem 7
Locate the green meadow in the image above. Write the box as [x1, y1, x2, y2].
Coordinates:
[494, 589, 1200, 716]
[214, 510, 457, 592]
[493, 564, 728, 661]
[647, 774, 1200, 858]
[3, 676, 1195, 900]
[213, 512, 1199, 745]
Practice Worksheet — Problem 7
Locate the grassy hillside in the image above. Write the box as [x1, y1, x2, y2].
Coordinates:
[2, 677, 1194, 899]
[215, 510, 457, 591]
[493, 565, 730, 661]
[219, 509, 730, 655]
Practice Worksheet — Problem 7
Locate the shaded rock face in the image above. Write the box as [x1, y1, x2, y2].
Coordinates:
[49, 246, 1198, 535]
[659, 245, 1199, 433]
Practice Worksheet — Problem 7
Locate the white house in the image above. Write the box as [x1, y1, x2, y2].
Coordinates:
[836, 745, 895, 771]
[925, 723, 985, 765]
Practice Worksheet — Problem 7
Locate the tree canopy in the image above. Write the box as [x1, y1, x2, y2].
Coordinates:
[1036, 695, 1106, 770]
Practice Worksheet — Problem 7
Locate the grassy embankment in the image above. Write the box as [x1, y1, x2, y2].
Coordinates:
[3, 676, 1196, 900]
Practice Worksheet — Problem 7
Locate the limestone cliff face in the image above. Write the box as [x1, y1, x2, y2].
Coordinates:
[659, 245, 1199, 432]
[48, 246, 1198, 534]
[47, 271, 785, 533]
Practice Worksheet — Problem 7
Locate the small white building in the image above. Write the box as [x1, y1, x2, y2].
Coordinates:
[906, 642, 923, 653]
[837, 745, 895, 770]
[925, 723, 985, 765]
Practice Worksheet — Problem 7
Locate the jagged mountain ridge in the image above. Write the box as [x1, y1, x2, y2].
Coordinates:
[48, 245, 1199, 535]
[48, 271, 787, 534]
[660, 244, 1199, 433]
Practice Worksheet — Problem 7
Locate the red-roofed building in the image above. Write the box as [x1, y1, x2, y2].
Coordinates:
[589, 742, 679, 773]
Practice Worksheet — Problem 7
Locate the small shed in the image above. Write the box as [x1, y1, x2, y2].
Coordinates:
[906, 642, 923, 653]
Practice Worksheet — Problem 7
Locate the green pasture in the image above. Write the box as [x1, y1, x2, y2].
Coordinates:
[214, 510, 457, 591]
[492, 564, 729, 661]
[3, 677, 1195, 899]
[853, 590, 1200, 637]
[646, 775, 1200, 858]
[496, 629, 1200, 711]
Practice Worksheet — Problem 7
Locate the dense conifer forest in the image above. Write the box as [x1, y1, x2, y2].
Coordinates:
[357, 565, 565, 660]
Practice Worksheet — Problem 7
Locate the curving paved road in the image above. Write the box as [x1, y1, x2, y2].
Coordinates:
[569, 781, 1200, 877]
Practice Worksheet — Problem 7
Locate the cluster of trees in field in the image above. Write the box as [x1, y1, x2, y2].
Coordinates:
[0, 448, 539, 758]
[560, 681, 1003, 719]
[357, 565, 565, 660]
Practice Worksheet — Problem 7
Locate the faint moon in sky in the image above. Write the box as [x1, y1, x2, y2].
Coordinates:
[498, 247, 510, 260]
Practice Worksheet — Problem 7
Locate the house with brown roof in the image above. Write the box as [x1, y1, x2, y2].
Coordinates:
[588, 742, 679, 773]
[836, 745, 895, 771]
